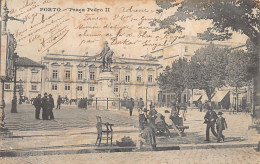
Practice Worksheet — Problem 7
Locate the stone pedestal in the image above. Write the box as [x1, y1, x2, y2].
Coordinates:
[95, 71, 117, 110]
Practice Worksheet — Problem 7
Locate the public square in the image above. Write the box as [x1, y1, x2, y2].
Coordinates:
[0, 104, 259, 164]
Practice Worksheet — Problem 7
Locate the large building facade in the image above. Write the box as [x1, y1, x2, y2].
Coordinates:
[4, 57, 45, 104]
[41, 53, 161, 104]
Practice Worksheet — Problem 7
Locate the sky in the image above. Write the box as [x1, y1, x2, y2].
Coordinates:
[4, 0, 248, 62]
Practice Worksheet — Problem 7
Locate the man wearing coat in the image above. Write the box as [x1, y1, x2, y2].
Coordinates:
[41, 93, 48, 120]
[129, 98, 135, 116]
[204, 106, 218, 141]
[33, 94, 42, 120]
[48, 94, 55, 120]
[56, 95, 62, 110]
[216, 112, 228, 142]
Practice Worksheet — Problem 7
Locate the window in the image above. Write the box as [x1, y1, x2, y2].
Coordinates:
[31, 85, 37, 91]
[114, 86, 119, 92]
[90, 72, 95, 80]
[125, 75, 130, 82]
[148, 75, 153, 82]
[32, 73, 38, 81]
[115, 74, 119, 81]
[52, 84, 57, 90]
[52, 70, 58, 80]
[65, 70, 71, 80]
[5, 84, 10, 90]
[77, 86, 82, 91]
[137, 75, 142, 82]
[185, 46, 188, 52]
[65, 84, 70, 90]
[78, 71, 83, 80]
[90, 86, 95, 91]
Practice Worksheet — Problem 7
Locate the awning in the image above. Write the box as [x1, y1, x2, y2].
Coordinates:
[192, 95, 202, 102]
[211, 91, 229, 102]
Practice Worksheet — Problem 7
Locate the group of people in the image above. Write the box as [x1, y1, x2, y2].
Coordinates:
[33, 93, 55, 120]
[138, 99, 175, 150]
[204, 106, 228, 142]
[138, 98, 229, 150]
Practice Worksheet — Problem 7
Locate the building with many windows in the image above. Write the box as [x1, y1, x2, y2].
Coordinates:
[41, 52, 161, 103]
[4, 57, 45, 103]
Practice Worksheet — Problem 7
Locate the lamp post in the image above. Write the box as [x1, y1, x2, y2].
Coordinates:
[18, 79, 23, 104]
[11, 53, 18, 113]
[123, 88, 128, 100]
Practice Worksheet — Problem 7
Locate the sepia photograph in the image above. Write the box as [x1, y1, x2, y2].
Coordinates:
[0, 0, 259, 163]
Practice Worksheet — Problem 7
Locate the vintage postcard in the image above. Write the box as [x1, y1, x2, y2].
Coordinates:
[0, 0, 259, 163]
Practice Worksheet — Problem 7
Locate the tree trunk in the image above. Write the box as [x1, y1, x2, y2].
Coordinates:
[205, 89, 213, 102]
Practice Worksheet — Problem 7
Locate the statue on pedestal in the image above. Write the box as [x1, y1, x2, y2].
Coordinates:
[99, 41, 114, 72]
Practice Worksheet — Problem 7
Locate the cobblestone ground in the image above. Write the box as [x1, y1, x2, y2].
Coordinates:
[0, 104, 259, 163]
[1, 147, 259, 164]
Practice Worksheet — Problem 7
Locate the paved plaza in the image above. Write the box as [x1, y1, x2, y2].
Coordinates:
[0, 104, 259, 163]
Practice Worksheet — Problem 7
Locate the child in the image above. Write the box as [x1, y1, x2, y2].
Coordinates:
[216, 112, 228, 142]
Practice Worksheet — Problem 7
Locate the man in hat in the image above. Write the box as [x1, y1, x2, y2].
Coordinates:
[41, 93, 49, 120]
[137, 98, 144, 113]
[33, 94, 42, 119]
[204, 106, 218, 141]
[48, 94, 55, 120]
[56, 95, 62, 110]
[216, 112, 228, 142]
[129, 98, 135, 116]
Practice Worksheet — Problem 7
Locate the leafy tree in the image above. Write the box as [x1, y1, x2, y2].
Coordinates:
[152, 0, 259, 47]
[226, 50, 250, 88]
[191, 44, 228, 101]
[157, 58, 189, 102]
[225, 49, 250, 111]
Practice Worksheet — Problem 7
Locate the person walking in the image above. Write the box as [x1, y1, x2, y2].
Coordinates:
[56, 95, 62, 109]
[129, 98, 135, 116]
[204, 106, 218, 141]
[48, 94, 55, 120]
[41, 93, 48, 120]
[33, 94, 42, 120]
[216, 112, 228, 142]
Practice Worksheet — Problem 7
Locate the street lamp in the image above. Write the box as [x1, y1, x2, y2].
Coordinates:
[18, 79, 23, 104]
[123, 88, 128, 100]
[11, 53, 19, 113]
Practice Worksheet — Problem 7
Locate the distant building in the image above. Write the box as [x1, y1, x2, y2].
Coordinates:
[151, 35, 245, 66]
[41, 52, 161, 104]
[152, 35, 248, 108]
[4, 57, 45, 103]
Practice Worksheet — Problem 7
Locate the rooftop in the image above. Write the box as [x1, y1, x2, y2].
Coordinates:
[16, 57, 45, 68]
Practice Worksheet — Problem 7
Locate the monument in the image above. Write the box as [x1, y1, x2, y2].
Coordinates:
[95, 42, 117, 110]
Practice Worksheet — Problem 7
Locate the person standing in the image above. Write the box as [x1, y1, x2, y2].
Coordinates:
[41, 93, 48, 120]
[33, 94, 42, 120]
[137, 98, 144, 113]
[56, 95, 62, 109]
[198, 100, 203, 112]
[204, 106, 218, 141]
[48, 94, 55, 120]
[216, 112, 228, 142]
[129, 98, 135, 116]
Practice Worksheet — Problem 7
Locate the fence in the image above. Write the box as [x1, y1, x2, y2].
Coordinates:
[78, 98, 154, 111]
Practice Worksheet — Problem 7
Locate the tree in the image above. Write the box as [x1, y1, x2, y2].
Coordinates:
[152, 0, 259, 47]
[191, 44, 228, 101]
[226, 50, 250, 111]
[157, 58, 189, 102]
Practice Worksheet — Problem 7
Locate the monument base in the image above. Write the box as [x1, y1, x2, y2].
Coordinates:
[95, 71, 117, 110]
